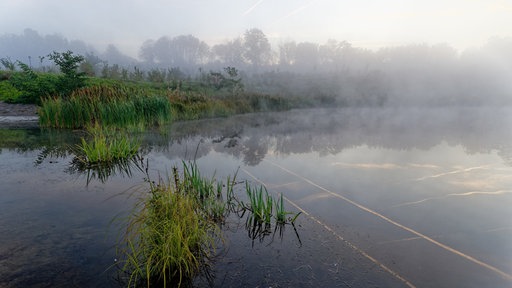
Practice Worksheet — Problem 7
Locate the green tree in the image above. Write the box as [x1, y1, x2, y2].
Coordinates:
[48, 50, 86, 97]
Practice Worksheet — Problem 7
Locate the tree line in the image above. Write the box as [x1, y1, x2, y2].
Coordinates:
[2, 28, 512, 106]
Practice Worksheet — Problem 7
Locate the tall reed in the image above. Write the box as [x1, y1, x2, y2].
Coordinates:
[39, 86, 173, 129]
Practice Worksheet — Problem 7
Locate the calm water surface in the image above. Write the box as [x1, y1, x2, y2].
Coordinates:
[1, 107, 511, 287]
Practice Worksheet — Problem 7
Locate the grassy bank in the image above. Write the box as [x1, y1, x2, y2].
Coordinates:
[38, 84, 292, 129]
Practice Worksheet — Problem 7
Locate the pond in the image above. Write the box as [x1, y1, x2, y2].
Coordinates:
[0, 107, 511, 287]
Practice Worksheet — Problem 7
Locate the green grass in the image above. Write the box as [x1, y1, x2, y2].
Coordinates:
[181, 161, 237, 222]
[118, 162, 224, 287]
[39, 86, 173, 129]
[74, 126, 140, 165]
[241, 182, 302, 242]
[38, 81, 296, 129]
[120, 177, 218, 287]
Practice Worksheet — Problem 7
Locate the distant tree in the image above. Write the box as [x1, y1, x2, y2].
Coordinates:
[171, 35, 210, 67]
[243, 28, 272, 68]
[167, 67, 186, 81]
[130, 66, 145, 82]
[101, 63, 121, 79]
[212, 38, 245, 67]
[103, 44, 136, 66]
[139, 39, 157, 64]
[278, 41, 297, 67]
[319, 40, 352, 71]
[48, 50, 86, 97]
[205, 66, 243, 95]
[294, 42, 319, 71]
[147, 68, 166, 83]
[139, 35, 209, 69]
[79, 52, 102, 76]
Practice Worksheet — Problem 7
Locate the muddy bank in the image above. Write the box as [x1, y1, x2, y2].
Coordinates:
[0, 101, 38, 116]
[0, 101, 39, 128]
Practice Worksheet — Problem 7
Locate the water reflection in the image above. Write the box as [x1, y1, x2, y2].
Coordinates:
[1, 107, 511, 287]
[144, 107, 512, 166]
[2, 107, 512, 167]
[66, 156, 144, 184]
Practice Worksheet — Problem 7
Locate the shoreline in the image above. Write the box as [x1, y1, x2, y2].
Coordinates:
[0, 101, 38, 116]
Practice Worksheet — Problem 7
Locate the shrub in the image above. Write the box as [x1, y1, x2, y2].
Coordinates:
[8, 63, 59, 104]
[48, 50, 86, 97]
[0, 81, 22, 103]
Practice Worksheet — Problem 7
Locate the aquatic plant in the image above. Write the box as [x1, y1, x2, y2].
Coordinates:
[240, 182, 302, 242]
[74, 127, 140, 165]
[181, 161, 238, 222]
[117, 161, 300, 286]
[120, 175, 219, 287]
[118, 161, 231, 287]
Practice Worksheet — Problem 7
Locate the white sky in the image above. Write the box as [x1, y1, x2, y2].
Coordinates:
[1, 0, 511, 57]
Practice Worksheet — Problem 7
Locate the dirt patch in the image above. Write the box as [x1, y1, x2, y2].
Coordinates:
[0, 101, 38, 116]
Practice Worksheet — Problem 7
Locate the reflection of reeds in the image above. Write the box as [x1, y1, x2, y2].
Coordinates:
[68, 156, 142, 185]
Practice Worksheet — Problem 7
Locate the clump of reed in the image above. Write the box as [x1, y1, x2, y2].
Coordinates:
[71, 125, 142, 184]
[241, 182, 301, 242]
[39, 86, 172, 129]
[117, 162, 300, 287]
[118, 161, 238, 287]
[74, 125, 140, 165]
[120, 176, 218, 287]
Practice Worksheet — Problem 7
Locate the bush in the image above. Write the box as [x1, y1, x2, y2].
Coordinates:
[0, 81, 22, 103]
[8, 64, 59, 104]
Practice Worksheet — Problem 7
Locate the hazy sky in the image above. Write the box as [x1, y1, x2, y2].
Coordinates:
[1, 0, 511, 57]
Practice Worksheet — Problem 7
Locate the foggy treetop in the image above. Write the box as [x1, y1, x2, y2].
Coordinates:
[2, 28, 511, 70]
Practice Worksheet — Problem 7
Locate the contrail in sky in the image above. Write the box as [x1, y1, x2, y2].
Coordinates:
[274, 0, 316, 23]
[243, 0, 264, 16]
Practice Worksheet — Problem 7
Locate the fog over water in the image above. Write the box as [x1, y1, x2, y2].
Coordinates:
[1, 1, 512, 287]
[1, 107, 511, 287]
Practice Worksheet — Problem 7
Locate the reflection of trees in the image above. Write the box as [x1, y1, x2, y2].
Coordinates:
[148, 108, 512, 166]
[3, 107, 512, 168]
